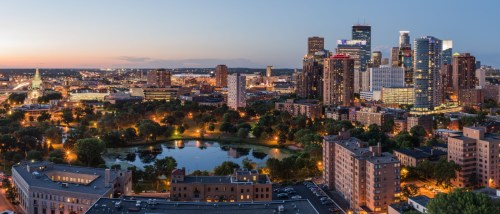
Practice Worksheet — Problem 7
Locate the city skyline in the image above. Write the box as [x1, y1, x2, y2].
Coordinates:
[1, 0, 499, 68]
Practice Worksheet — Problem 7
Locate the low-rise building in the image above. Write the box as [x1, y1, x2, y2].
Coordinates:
[170, 168, 272, 202]
[275, 99, 322, 119]
[393, 147, 447, 167]
[355, 106, 392, 127]
[407, 115, 433, 135]
[12, 162, 132, 214]
[69, 89, 110, 102]
[143, 87, 179, 101]
[381, 87, 414, 105]
[325, 106, 349, 121]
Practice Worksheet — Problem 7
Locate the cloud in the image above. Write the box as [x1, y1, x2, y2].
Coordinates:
[117, 56, 152, 62]
[112, 57, 264, 68]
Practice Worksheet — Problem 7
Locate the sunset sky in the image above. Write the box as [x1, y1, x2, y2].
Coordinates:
[0, 0, 499, 68]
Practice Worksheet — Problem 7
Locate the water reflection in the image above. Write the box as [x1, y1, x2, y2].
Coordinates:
[104, 140, 290, 171]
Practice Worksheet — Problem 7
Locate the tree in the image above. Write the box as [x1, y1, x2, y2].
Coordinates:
[136, 120, 162, 141]
[434, 158, 461, 188]
[48, 149, 65, 164]
[237, 128, 249, 138]
[426, 189, 500, 214]
[190, 170, 210, 176]
[8, 93, 27, 104]
[401, 184, 419, 200]
[207, 123, 215, 132]
[75, 138, 106, 167]
[44, 126, 62, 144]
[37, 112, 51, 122]
[219, 122, 233, 133]
[242, 158, 255, 170]
[26, 150, 43, 161]
[62, 108, 74, 125]
[154, 156, 177, 177]
[213, 161, 240, 175]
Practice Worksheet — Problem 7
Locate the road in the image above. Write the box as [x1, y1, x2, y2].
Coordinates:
[0, 188, 16, 212]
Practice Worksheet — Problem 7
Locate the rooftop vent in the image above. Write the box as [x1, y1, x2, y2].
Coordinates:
[62, 183, 68, 188]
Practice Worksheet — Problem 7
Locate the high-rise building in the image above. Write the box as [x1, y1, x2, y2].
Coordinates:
[372, 51, 382, 68]
[323, 130, 400, 213]
[441, 40, 453, 66]
[266, 66, 272, 77]
[476, 67, 486, 88]
[448, 127, 500, 188]
[399, 31, 411, 48]
[452, 53, 477, 97]
[215, 65, 228, 87]
[391, 47, 400, 67]
[336, 39, 368, 72]
[308, 36, 325, 55]
[297, 52, 326, 99]
[228, 73, 246, 110]
[413, 36, 443, 111]
[381, 58, 389, 65]
[352, 25, 371, 68]
[147, 69, 171, 87]
[323, 54, 354, 106]
[370, 66, 405, 92]
[441, 64, 454, 101]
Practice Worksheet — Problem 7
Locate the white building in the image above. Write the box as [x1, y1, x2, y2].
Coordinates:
[228, 73, 246, 110]
[11, 161, 132, 214]
[370, 66, 405, 91]
[476, 68, 486, 88]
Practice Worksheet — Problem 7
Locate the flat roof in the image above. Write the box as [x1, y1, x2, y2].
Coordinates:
[12, 161, 122, 196]
[86, 198, 319, 214]
[394, 148, 430, 159]
[409, 195, 430, 207]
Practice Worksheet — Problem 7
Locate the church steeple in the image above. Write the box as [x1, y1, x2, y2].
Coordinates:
[31, 68, 42, 89]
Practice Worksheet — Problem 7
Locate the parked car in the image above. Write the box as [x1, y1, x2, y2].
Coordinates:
[277, 193, 289, 199]
[291, 195, 302, 199]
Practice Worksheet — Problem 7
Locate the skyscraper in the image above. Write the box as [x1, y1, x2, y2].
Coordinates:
[452, 53, 477, 98]
[352, 25, 371, 67]
[228, 73, 246, 110]
[399, 31, 411, 48]
[215, 64, 228, 87]
[308, 36, 324, 55]
[413, 36, 443, 111]
[266, 66, 272, 77]
[441, 40, 453, 66]
[399, 46, 413, 86]
[391, 47, 400, 67]
[336, 40, 368, 72]
[369, 66, 405, 91]
[323, 54, 354, 106]
[372, 51, 382, 68]
[298, 56, 324, 99]
[147, 69, 171, 87]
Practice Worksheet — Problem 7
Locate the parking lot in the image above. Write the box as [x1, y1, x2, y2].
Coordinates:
[273, 182, 344, 214]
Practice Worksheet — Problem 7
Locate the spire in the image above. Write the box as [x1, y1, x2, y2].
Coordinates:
[31, 68, 42, 89]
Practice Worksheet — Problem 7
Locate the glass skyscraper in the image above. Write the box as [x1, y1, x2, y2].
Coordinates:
[413, 36, 443, 111]
[352, 25, 371, 71]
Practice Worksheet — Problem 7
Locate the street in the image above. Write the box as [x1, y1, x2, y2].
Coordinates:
[0, 188, 16, 212]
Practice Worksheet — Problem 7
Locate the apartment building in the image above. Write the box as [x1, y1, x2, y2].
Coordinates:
[11, 161, 132, 214]
[275, 99, 322, 119]
[355, 106, 392, 127]
[170, 168, 272, 202]
[323, 130, 401, 213]
[448, 127, 500, 188]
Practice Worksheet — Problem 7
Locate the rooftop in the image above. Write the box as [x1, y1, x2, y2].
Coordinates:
[409, 195, 431, 207]
[366, 152, 400, 164]
[86, 197, 319, 214]
[394, 148, 430, 159]
[12, 161, 122, 196]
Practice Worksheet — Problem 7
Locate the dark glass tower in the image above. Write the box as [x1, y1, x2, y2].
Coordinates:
[352, 25, 371, 71]
[413, 36, 443, 111]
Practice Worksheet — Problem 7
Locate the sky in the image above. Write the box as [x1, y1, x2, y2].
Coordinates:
[0, 0, 499, 69]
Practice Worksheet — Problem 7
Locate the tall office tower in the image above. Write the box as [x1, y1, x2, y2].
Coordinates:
[298, 56, 324, 99]
[369, 66, 405, 91]
[399, 46, 414, 86]
[399, 31, 411, 48]
[372, 51, 382, 68]
[476, 67, 486, 88]
[228, 73, 246, 110]
[215, 64, 228, 87]
[413, 36, 443, 111]
[308, 36, 325, 55]
[323, 54, 354, 106]
[475, 61, 481, 70]
[391, 47, 400, 67]
[336, 39, 368, 72]
[323, 130, 400, 213]
[441, 64, 454, 101]
[381, 58, 389, 65]
[448, 127, 500, 188]
[441, 40, 453, 66]
[266, 66, 272, 77]
[352, 25, 371, 67]
[452, 53, 477, 97]
[147, 69, 171, 87]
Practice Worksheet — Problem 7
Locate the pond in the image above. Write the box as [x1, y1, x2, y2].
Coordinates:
[103, 140, 292, 173]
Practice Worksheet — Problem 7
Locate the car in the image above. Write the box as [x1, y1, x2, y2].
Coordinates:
[291, 195, 302, 199]
[322, 200, 334, 205]
[135, 201, 141, 207]
[274, 188, 286, 193]
[277, 193, 289, 199]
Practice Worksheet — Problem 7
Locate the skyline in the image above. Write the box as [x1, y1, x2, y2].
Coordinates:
[1, 0, 499, 68]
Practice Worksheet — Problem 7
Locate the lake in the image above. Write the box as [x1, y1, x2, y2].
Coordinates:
[103, 140, 292, 173]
